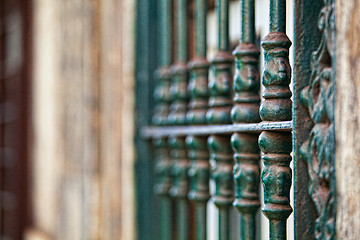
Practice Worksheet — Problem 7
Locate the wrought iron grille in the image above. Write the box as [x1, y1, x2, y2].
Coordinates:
[137, 0, 336, 239]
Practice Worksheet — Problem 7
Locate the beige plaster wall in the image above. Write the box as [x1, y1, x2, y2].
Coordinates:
[27, 0, 135, 239]
[336, 0, 360, 239]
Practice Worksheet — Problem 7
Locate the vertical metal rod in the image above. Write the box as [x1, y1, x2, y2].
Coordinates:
[217, 0, 230, 51]
[269, 0, 286, 33]
[187, 0, 210, 239]
[169, 135, 189, 240]
[231, 0, 260, 239]
[153, 137, 173, 240]
[195, 202, 207, 240]
[208, 0, 233, 239]
[187, 135, 209, 240]
[153, 0, 173, 239]
[240, 0, 255, 43]
[177, 0, 188, 62]
[159, 0, 172, 66]
[240, 213, 256, 240]
[195, 0, 207, 57]
[160, 197, 173, 239]
[168, 0, 188, 125]
[177, 198, 190, 240]
[169, 1, 190, 239]
[219, 207, 230, 240]
[269, 220, 287, 240]
[208, 135, 233, 240]
[260, 0, 292, 239]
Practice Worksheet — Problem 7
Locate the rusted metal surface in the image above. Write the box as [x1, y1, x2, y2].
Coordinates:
[186, 135, 209, 240]
[168, 1, 191, 239]
[230, 1, 260, 239]
[298, 0, 337, 239]
[206, 1, 234, 238]
[259, 0, 293, 239]
[186, 0, 210, 239]
[293, 0, 323, 239]
[208, 135, 233, 240]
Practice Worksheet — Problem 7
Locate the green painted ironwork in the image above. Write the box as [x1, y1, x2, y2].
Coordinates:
[187, 0, 209, 125]
[152, 0, 174, 239]
[259, 0, 293, 239]
[207, 1, 233, 240]
[293, 0, 324, 239]
[168, 136, 189, 240]
[168, 1, 190, 239]
[153, 0, 172, 126]
[186, 135, 209, 240]
[135, 0, 160, 238]
[186, 0, 209, 239]
[231, 1, 260, 239]
[299, 0, 337, 239]
[153, 137, 173, 240]
[208, 135, 233, 240]
[168, 0, 188, 125]
[207, 0, 233, 125]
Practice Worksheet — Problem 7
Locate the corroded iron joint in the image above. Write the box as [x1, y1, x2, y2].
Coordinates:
[187, 57, 210, 124]
[207, 51, 234, 124]
[168, 62, 189, 125]
[208, 135, 233, 208]
[186, 135, 210, 202]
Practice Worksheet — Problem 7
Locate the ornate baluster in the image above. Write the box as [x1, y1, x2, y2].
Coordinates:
[169, 136, 190, 240]
[208, 135, 233, 240]
[168, 0, 190, 239]
[153, 138, 173, 239]
[153, 0, 173, 239]
[259, 0, 293, 239]
[231, 1, 260, 239]
[186, 136, 209, 240]
[207, 0, 233, 239]
[186, 0, 210, 239]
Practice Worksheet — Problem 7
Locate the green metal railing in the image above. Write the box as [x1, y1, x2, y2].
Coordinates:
[140, 0, 337, 239]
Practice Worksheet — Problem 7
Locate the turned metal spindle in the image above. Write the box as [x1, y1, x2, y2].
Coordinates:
[259, 0, 293, 239]
[230, 1, 261, 239]
[207, 0, 233, 239]
[169, 136, 190, 240]
[153, 0, 173, 239]
[186, 0, 210, 239]
[186, 136, 209, 240]
[153, 138, 173, 239]
[168, 0, 190, 239]
[208, 135, 233, 240]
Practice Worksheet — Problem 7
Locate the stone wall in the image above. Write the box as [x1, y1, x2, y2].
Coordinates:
[27, 0, 135, 239]
[336, 0, 360, 239]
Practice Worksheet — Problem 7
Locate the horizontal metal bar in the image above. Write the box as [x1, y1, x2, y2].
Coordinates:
[141, 121, 292, 138]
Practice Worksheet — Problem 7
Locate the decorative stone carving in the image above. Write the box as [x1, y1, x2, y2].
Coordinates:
[300, 1, 336, 239]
